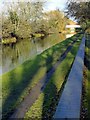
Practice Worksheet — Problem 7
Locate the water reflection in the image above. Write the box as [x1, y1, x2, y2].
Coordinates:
[1, 33, 73, 74]
[66, 33, 75, 38]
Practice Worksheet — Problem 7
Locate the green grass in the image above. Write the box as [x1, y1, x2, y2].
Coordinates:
[24, 36, 82, 119]
[85, 33, 90, 118]
[1, 33, 82, 118]
[87, 71, 90, 118]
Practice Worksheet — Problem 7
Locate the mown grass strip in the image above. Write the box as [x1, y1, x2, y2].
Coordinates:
[24, 35, 82, 119]
[85, 34, 90, 118]
[1, 34, 82, 118]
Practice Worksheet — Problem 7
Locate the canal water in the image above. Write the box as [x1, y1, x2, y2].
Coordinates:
[0, 33, 74, 75]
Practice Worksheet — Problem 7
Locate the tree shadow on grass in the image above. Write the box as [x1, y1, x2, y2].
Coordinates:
[84, 34, 90, 71]
[84, 34, 90, 118]
[41, 51, 57, 120]
[2, 56, 42, 119]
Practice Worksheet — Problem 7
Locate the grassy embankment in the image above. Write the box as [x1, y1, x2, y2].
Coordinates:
[1, 33, 82, 118]
[84, 33, 90, 118]
[24, 34, 82, 119]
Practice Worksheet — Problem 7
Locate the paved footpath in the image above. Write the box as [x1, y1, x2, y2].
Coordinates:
[54, 35, 86, 119]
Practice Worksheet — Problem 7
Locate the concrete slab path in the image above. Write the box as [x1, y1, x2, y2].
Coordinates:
[54, 35, 86, 119]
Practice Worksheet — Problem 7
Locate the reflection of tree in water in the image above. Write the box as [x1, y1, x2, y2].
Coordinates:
[37, 38, 45, 47]
[32, 36, 46, 47]
[2, 34, 67, 73]
[59, 33, 66, 41]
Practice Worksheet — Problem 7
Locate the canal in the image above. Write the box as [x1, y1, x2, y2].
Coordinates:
[1, 33, 74, 75]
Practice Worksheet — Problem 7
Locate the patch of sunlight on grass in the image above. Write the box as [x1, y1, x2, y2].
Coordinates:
[41, 53, 47, 58]
[26, 67, 47, 91]
[48, 49, 53, 55]
[24, 93, 44, 119]
[53, 57, 74, 91]
[14, 66, 24, 81]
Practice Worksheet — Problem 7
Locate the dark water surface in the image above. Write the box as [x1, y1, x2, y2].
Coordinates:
[1, 33, 74, 75]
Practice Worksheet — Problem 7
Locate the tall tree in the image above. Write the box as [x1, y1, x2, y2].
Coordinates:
[66, 0, 90, 31]
[45, 10, 66, 33]
[2, 0, 45, 38]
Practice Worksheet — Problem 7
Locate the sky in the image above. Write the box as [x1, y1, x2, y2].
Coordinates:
[0, 0, 89, 12]
[0, 0, 67, 13]
[43, 0, 67, 11]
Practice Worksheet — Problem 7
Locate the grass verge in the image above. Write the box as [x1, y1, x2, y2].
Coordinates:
[24, 35, 82, 119]
[84, 33, 90, 118]
[1, 33, 82, 118]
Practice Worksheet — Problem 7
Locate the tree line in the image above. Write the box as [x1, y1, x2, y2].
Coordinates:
[66, 0, 90, 33]
[2, 1, 71, 40]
